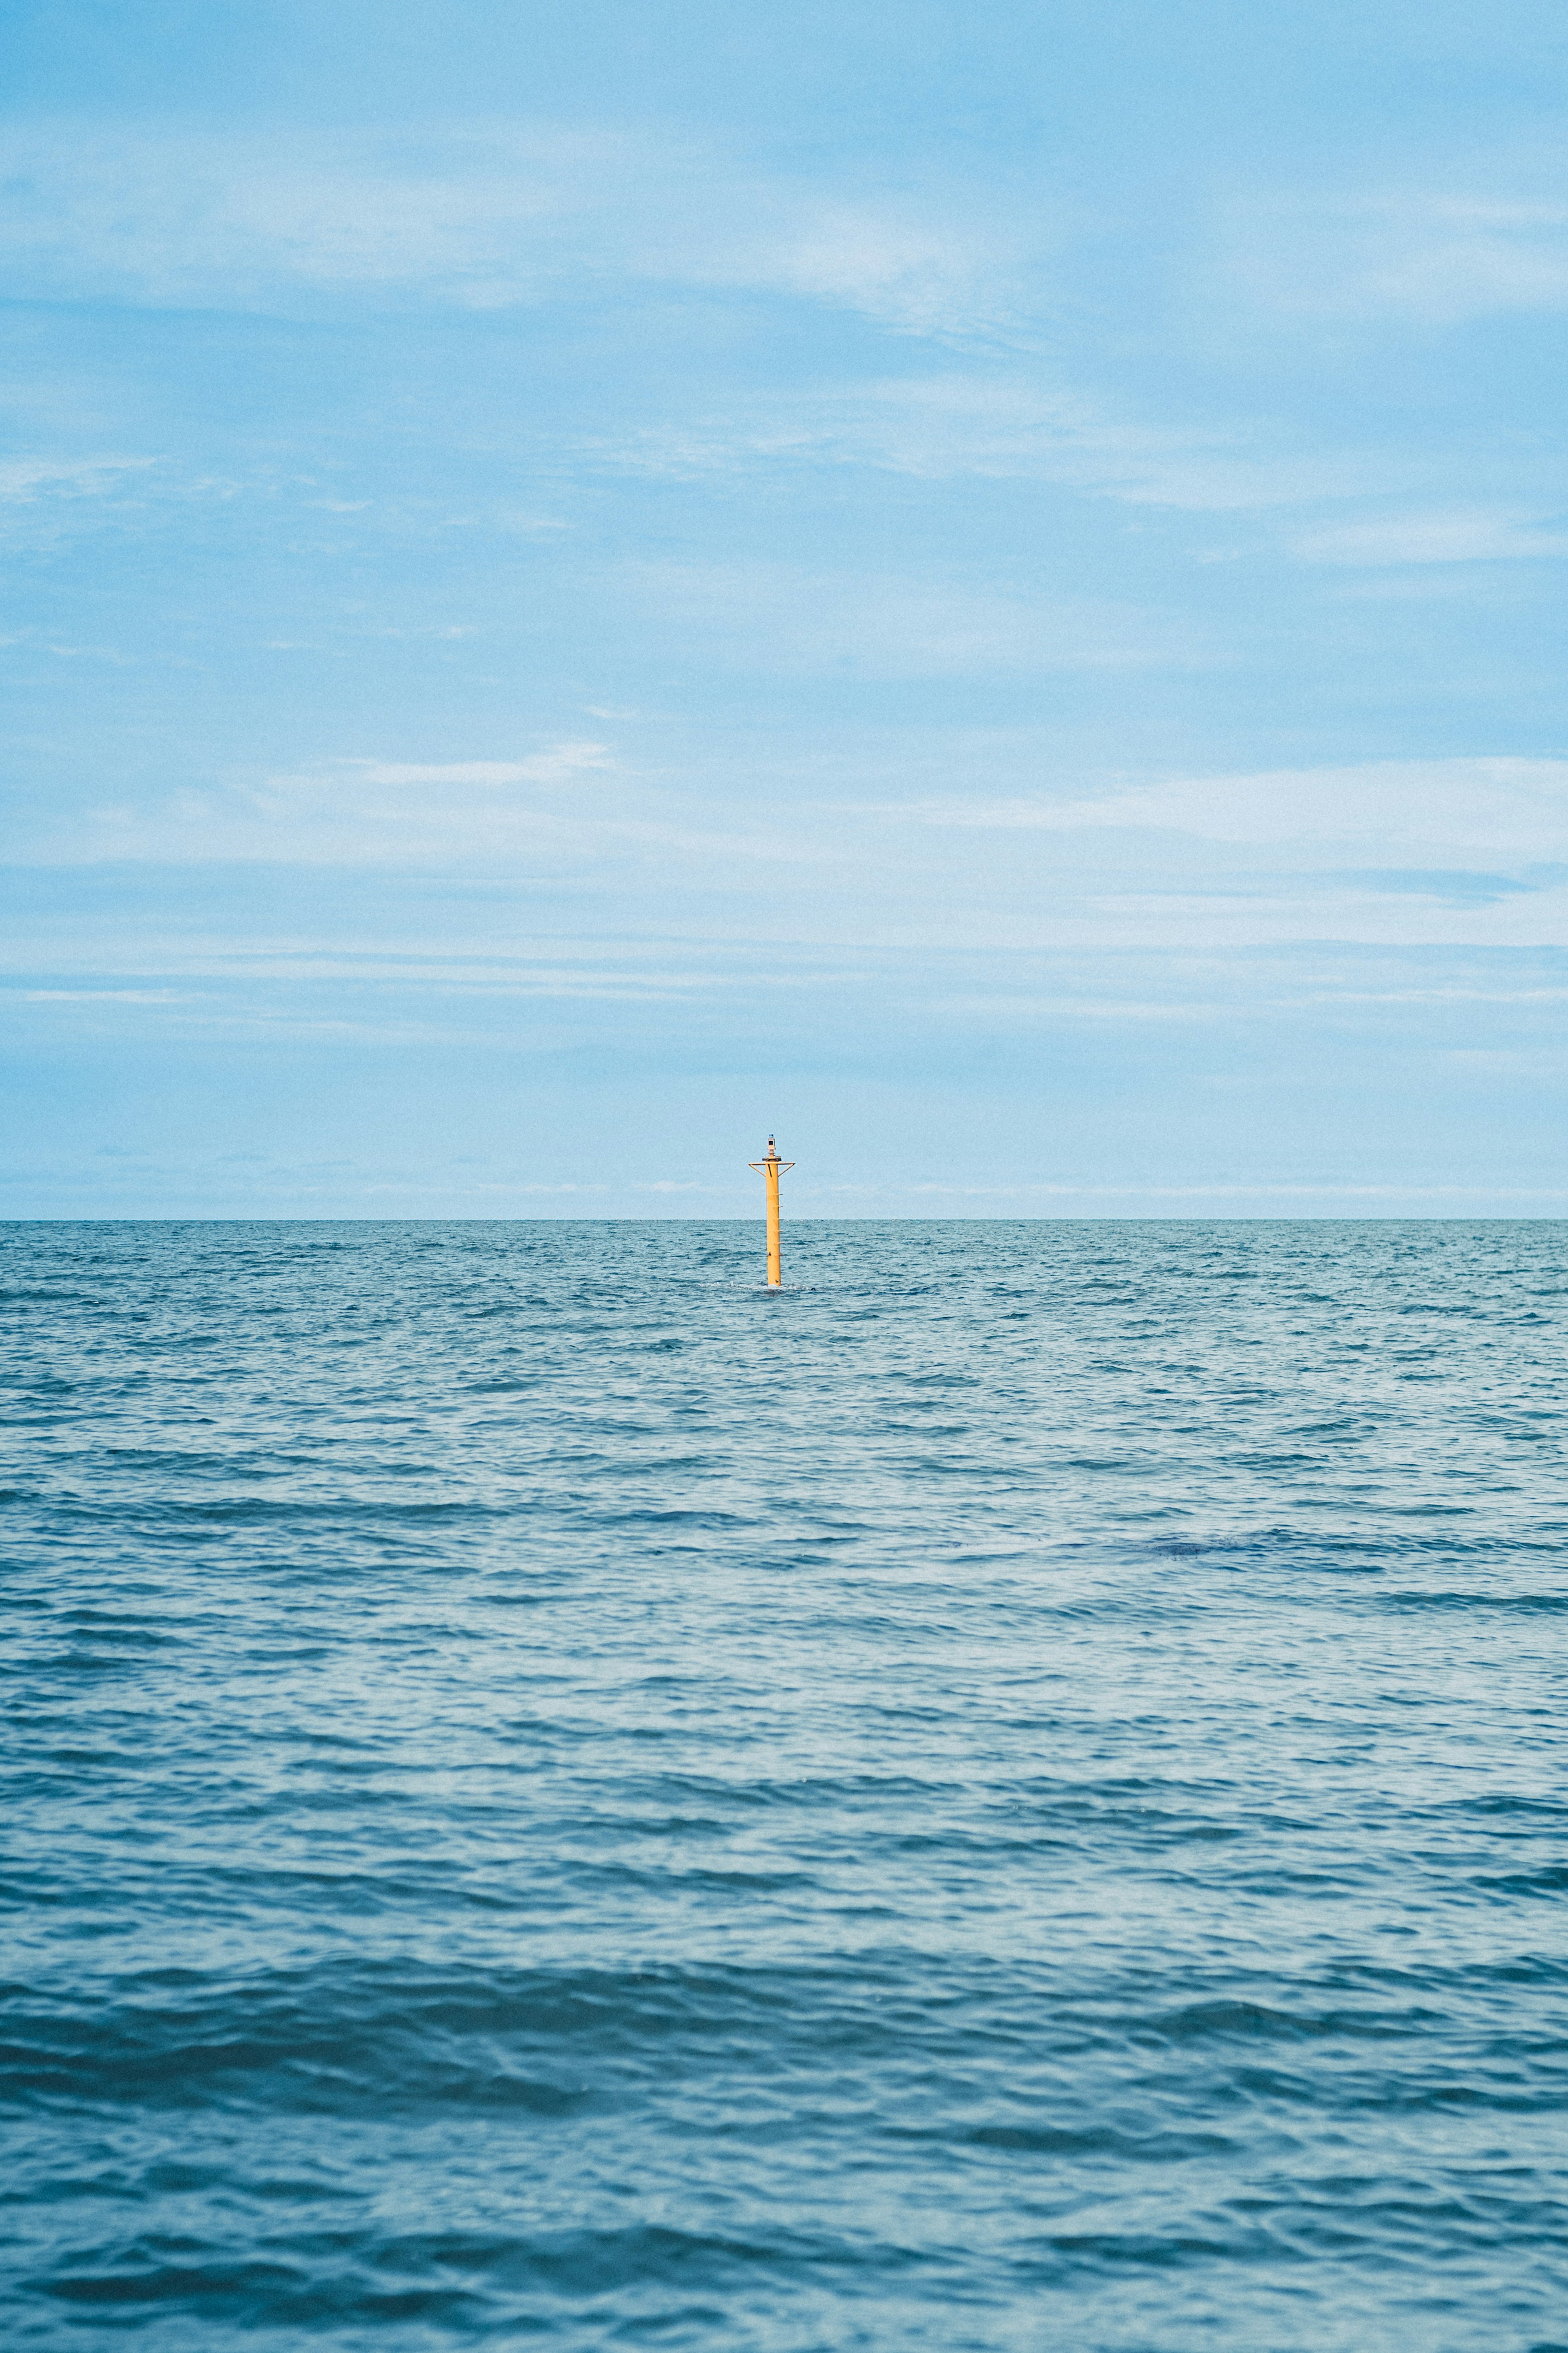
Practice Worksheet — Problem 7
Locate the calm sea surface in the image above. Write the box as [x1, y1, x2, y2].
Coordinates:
[2, 1218, 1566, 2351]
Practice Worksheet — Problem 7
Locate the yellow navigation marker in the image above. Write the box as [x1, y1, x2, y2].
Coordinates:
[748, 1135, 795, 1287]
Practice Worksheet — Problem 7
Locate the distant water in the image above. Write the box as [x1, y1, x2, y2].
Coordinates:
[3, 1219, 1567, 2351]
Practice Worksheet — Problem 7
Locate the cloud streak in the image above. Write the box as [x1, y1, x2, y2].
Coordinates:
[17, 743, 1568, 953]
[914, 758, 1568, 861]
[602, 374, 1399, 515]
[1292, 506, 1568, 564]
[0, 455, 153, 502]
[619, 561, 1204, 676]
[1216, 175, 1568, 325]
[0, 121, 1023, 335]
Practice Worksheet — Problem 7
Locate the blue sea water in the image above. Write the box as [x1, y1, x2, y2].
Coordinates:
[2, 1217, 1566, 2351]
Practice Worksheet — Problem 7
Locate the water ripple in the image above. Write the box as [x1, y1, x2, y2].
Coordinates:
[2, 1218, 1566, 2348]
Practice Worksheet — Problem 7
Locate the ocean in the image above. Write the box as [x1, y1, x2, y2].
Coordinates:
[2, 1217, 1566, 2350]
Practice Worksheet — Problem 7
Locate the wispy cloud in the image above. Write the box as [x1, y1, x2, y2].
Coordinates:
[621, 560, 1204, 675]
[0, 123, 592, 308]
[52, 741, 624, 867]
[15, 988, 192, 1003]
[1216, 177, 1568, 325]
[913, 757, 1568, 863]
[348, 746, 615, 788]
[0, 122, 1021, 335]
[0, 455, 153, 501]
[1292, 505, 1568, 564]
[602, 373, 1394, 513]
[20, 736, 1568, 953]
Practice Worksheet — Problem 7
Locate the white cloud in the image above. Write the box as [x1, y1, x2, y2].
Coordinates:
[347, 745, 615, 788]
[1294, 506, 1568, 564]
[1219, 181, 1568, 326]
[15, 736, 853, 881]
[28, 740, 624, 866]
[622, 560, 1203, 675]
[19, 734, 1568, 952]
[15, 988, 192, 1003]
[0, 121, 1018, 334]
[728, 198, 1011, 337]
[0, 455, 152, 500]
[915, 757, 1568, 864]
[605, 373, 1393, 513]
[0, 124, 587, 307]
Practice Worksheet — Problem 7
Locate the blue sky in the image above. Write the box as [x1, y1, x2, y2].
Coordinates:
[4, 0, 1566, 1216]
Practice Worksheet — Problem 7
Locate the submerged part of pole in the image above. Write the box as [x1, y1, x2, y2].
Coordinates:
[748, 1134, 795, 1287]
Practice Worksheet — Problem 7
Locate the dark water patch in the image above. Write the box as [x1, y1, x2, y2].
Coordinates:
[1382, 1589, 1568, 1614]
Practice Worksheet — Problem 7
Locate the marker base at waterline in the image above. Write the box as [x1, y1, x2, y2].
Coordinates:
[748, 1137, 795, 1287]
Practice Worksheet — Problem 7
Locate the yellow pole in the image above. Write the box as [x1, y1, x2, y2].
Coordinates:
[748, 1135, 795, 1287]
[763, 1158, 781, 1285]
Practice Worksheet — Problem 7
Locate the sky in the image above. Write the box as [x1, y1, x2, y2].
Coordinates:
[3, 0, 1566, 1218]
